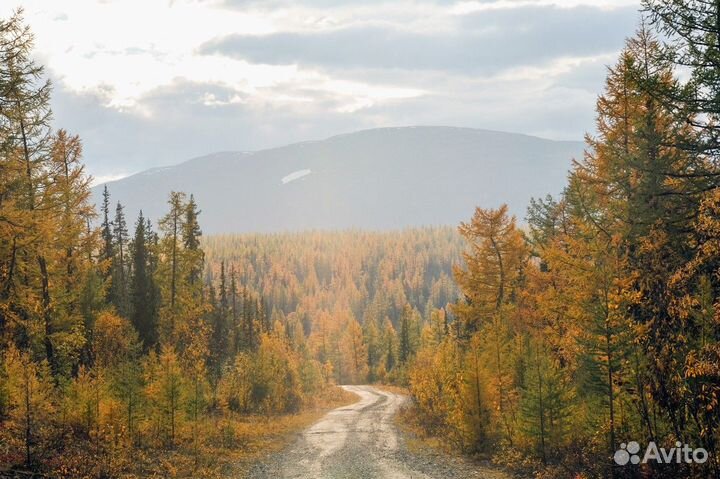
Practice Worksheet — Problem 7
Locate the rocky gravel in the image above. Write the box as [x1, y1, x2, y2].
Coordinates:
[248, 385, 511, 479]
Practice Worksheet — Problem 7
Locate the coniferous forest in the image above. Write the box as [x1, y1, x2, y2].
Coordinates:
[3, 1, 720, 478]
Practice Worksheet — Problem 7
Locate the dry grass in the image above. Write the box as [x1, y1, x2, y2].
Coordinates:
[373, 383, 410, 396]
[38, 386, 359, 479]
[372, 385, 449, 454]
[170, 385, 359, 478]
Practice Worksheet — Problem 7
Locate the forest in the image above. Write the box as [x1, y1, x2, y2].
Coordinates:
[402, 6, 720, 479]
[3, 0, 720, 478]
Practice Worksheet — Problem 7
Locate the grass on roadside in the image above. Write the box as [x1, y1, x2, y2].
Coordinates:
[39, 386, 358, 479]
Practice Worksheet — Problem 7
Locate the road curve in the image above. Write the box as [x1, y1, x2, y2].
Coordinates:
[249, 385, 505, 479]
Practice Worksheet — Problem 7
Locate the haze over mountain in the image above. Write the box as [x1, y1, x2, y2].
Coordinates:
[93, 126, 584, 234]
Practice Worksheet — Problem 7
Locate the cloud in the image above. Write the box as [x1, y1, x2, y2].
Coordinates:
[50, 79, 380, 180]
[219, 0, 638, 10]
[201, 5, 637, 75]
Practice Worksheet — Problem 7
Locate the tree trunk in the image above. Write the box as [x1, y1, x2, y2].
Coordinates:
[38, 255, 56, 375]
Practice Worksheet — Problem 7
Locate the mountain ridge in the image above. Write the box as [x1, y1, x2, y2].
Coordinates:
[93, 126, 584, 233]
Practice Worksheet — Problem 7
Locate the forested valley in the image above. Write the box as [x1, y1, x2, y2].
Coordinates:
[4, 1, 720, 478]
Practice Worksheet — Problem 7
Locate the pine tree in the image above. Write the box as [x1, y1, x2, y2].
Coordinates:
[645, 0, 720, 158]
[398, 304, 412, 364]
[111, 202, 130, 318]
[384, 320, 397, 373]
[159, 191, 186, 316]
[130, 211, 159, 350]
[208, 264, 229, 379]
[363, 318, 382, 381]
[519, 339, 572, 464]
[183, 193, 202, 288]
[219, 261, 229, 321]
[242, 288, 256, 351]
[100, 186, 113, 267]
[230, 265, 239, 353]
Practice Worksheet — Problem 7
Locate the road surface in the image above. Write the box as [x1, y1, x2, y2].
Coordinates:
[249, 385, 508, 479]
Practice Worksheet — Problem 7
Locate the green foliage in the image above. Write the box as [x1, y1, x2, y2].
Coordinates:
[518, 340, 572, 463]
[130, 211, 160, 350]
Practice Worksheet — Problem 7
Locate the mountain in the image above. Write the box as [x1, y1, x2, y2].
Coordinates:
[92, 126, 584, 234]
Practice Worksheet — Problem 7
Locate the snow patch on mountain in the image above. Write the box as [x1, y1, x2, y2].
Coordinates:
[281, 169, 312, 184]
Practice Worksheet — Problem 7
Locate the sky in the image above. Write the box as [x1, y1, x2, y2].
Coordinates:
[3, 0, 642, 183]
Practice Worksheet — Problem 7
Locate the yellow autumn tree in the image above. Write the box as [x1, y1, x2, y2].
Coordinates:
[338, 317, 368, 384]
[452, 205, 526, 447]
[2, 344, 56, 466]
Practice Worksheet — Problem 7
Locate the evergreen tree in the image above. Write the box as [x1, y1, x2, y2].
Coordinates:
[208, 263, 229, 378]
[183, 194, 202, 287]
[159, 191, 186, 315]
[363, 318, 382, 381]
[230, 265, 239, 353]
[130, 211, 159, 350]
[399, 304, 412, 364]
[384, 320, 397, 373]
[110, 202, 130, 318]
[100, 186, 113, 266]
[645, 0, 720, 158]
[219, 261, 229, 321]
[519, 339, 572, 464]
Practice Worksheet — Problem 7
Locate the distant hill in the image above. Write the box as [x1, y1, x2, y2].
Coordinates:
[92, 126, 584, 233]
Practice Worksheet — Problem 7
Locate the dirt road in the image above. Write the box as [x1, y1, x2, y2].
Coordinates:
[249, 385, 508, 479]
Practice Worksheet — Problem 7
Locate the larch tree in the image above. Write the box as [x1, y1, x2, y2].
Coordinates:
[44, 129, 98, 377]
[0, 8, 54, 367]
[452, 205, 526, 445]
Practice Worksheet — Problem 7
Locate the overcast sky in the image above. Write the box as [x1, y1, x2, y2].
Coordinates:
[3, 0, 642, 182]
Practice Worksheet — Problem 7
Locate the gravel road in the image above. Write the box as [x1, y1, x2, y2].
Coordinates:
[249, 385, 509, 479]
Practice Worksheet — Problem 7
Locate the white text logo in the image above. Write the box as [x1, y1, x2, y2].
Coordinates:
[614, 441, 708, 465]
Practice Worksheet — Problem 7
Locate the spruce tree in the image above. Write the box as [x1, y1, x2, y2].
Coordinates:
[645, 0, 720, 158]
[230, 265, 239, 353]
[399, 304, 412, 364]
[159, 191, 186, 315]
[208, 261, 229, 378]
[519, 341, 571, 464]
[183, 194, 202, 287]
[111, 202, 130, 318]
[130, 211, 159, 350]
[100, 186, 113, 266]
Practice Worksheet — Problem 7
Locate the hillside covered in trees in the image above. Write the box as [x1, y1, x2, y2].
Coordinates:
[202, 229, 462, 384]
